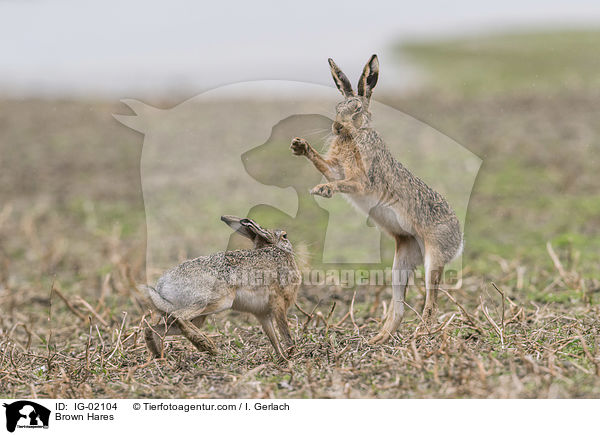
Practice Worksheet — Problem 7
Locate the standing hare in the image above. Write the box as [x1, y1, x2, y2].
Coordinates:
[143, 216, 300, 358]
[290, 55, 462, 344]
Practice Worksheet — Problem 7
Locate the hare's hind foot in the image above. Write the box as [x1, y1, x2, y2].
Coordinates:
[422, 257, 443, 325]
[145, 316, 208, 358]
[177, 319, 217, 356]
[421, 305, 438, 326]
[144, 327, 163, 358]
[145, 318, 181, 358]
[368, 322, 400, 345]
[368, 330, 391, 345]
[368, 305, 405, 345]
[368, 321, 398, 345]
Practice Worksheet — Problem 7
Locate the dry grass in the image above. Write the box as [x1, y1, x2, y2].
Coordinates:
[1, 260, 599, 398]
[0, 196, 599, 398]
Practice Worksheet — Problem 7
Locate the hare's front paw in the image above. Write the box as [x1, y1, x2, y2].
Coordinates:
[311, 183, 334, 198]
[290, 137, 309, 156]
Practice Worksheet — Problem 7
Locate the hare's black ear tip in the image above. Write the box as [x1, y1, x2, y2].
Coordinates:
[327, 58, 335, 66]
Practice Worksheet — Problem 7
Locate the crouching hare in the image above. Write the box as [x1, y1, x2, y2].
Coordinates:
[143, 216, 300, 358]
[291, 55, 463, 344]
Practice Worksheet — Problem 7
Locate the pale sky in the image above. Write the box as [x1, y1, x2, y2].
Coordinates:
[0, 0, 599, 97]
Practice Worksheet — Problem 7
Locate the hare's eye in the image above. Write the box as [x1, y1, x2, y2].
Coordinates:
[349, 100, 361, 112]
[282, 233, 287, 239]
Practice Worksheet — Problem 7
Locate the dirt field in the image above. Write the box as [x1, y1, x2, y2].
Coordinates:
[1, 31, 599, 398]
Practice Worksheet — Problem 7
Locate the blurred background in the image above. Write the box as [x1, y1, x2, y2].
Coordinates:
[2, 0, 598, 274]
[1, 0, 599, 398]
[2, 0, 600, 97]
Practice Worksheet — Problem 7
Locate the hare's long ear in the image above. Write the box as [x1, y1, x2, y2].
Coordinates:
[221, 215, 254, 240]
[357, 54, 379, 100]
[239, 218, 273, 244]
[328, 58, 354, 97]
[221, 216, 271, 243]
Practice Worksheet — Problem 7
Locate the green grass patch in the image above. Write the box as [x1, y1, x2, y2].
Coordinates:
[399, 29, 600, 96]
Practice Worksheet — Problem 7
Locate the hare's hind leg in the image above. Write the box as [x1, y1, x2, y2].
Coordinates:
[422, 249, 445, 324]
[191, 315, 207, 328]
[144, 327, 163, 358]
[369, 236, 420, 345]
[145, 316, 182, 358]
[145, 316, 209, 358]
[176, 319, 217, 355]
[177, 292, 235, 356]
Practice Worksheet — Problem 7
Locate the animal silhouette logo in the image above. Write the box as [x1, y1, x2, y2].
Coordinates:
[3, 401, 50, 432]
[114, 80, 480, 280]
[228, 114, 331, 262]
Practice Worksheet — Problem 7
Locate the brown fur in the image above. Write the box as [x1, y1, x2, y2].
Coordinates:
[291, 55, 463, 344]
[143, 216, 299, 359]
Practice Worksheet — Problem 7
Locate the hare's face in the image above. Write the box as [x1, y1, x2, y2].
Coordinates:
[221, 216, 293, 254]
[328, 55, 379, 136]
[252, 228, 293, 254]
[271, 229, 293, 254]
[332, 96, 371, 136]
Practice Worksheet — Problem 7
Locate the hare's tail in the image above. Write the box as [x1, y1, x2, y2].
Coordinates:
[138, 284, 176, 313]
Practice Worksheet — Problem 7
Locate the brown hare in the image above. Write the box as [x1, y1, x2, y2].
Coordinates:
[143, 216, 300, 358]
[290, 55, 462, 344]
